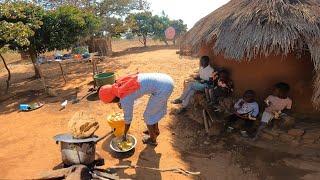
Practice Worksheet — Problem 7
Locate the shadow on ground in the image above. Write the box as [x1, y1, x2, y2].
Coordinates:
[0, 57, 131, 115]
[167, 109, 314, 180]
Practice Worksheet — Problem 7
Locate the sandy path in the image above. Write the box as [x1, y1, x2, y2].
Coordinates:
[0, 49, 258, 179]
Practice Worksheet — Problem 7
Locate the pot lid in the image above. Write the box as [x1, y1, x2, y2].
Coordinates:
[53, 133, 100, 143]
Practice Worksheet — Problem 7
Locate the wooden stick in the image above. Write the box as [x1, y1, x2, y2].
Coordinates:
[58, 62, 67, 84]
[92, 58, 98, 88]
[109, 165, 200, 176]
[203, 109, 209, 134]
[92, 171, 119, 180]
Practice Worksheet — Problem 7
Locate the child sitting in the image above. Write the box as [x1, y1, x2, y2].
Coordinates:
[172, 56, 215, 113]
[253, 82, 292, 140]
[206, 69, 233, 106]
[225, 90, 259, 137]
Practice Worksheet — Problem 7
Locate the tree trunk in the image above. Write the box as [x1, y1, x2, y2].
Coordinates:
[143, 35, 147, 47]
[0, 53, 11, 93]
[28, 49, 40, 78]
[164, 39, 169, 46]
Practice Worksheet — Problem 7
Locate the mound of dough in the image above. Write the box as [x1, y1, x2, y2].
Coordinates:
[68, 111, 99, 139]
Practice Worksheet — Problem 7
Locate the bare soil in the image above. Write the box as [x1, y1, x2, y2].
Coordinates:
[1, 45, 320, 180]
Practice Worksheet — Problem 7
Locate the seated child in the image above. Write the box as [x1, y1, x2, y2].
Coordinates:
[206, 69, 233, 106]
[253, 82, 292, 140]
[225, 90, 259, 137]
[172, 56, 215, 113]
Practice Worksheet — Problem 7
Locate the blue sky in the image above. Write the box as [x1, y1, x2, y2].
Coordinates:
[149, 0, 229, 29]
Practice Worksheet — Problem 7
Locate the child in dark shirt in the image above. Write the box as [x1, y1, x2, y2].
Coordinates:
[205, 69, 233, 106]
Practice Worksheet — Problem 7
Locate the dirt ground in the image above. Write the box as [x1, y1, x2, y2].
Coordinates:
[1, 45, 320, 180]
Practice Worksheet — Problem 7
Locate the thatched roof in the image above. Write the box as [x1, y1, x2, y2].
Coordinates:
[182, 0, 320, 107]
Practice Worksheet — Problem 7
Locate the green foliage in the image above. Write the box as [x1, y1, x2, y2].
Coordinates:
[152, 12, 187, 44]
[125, 32, 135, 39]
[0, 2, 44, 48]
[1, 2, 100, 52]
[0, 2, 101, 77]
[97, 0, 149, 16]
[34, 0, 98, 11]
[152, 13, 170, 42]
[125, 11, 188, 46]
[97, 0, 149, 37]
[102, 17, 127, 38]
[31, 5, 101, 53]
[72, 46, 89, 54]
[169, 19, 187, 37]
[125, 11, 154, 46]
[126, 11, 153, 36]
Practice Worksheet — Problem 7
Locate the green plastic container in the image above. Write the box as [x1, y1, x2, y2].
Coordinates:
[94, 72, 115, 87]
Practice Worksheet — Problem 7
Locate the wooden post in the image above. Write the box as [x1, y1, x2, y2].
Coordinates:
[58, 62, 67, 84]
[92, 58, 98, 89]
[203, 109, 209, 134]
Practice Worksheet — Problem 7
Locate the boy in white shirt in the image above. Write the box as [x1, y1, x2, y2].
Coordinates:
[225, 90, 259, 137]
[172, 56, 214, 113]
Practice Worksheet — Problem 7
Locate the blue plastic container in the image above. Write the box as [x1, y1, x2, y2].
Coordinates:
[19, 104, 30, 111]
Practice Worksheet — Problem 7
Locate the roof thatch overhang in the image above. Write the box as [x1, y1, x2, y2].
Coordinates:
[181, 0, 320, 108]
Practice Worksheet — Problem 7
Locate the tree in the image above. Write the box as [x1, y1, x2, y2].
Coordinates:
[29, 5, 100, 77]
[152, 12, 170, 45]
[101, 17, 127, 38]
[97, 0, 150, 38]
[36, 0, 150, 38]
[1, 2, 101, 78]
[34, 0, 98, 11]
[151, 11, 187, 45]
[0, 2, 43, 90]
[169, 19, 187, 45]
[125, 11, 154, 47]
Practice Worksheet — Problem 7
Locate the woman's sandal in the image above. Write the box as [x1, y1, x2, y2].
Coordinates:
[142, 136, 158, 146]
[143, 130, 160, 136]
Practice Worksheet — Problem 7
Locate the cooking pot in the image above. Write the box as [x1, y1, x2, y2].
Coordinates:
[54, 132, 112, 166]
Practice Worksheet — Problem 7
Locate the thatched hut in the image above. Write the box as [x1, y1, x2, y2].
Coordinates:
[181, 0, 320, 114]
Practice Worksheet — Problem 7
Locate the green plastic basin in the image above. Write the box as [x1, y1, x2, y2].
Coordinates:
[94, 72, 115, 87]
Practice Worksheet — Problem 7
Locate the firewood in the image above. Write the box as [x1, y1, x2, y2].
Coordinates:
[202, 109, 209, 134]
[36, 165, 90, 180]
[93, 170, 120, 180]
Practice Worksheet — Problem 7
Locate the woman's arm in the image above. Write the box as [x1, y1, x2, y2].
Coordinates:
[120, 98, 134, 139]
[123, 123, 131, 140]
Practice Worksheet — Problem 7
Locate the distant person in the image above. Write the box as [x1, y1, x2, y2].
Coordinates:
[99, 73, 174, 146]
[253, 82, 292, 140]
[172, 56, 214, 113]
[225, 90, 259, 137]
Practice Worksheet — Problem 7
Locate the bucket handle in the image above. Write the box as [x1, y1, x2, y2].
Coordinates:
[95, 131, 113, 143]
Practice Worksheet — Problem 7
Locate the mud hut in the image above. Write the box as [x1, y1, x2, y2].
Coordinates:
[181, 0, 320, 114]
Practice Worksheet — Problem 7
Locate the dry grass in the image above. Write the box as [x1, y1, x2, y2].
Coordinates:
[0, 52, 22, 69]
[112, 38, 166, 52]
